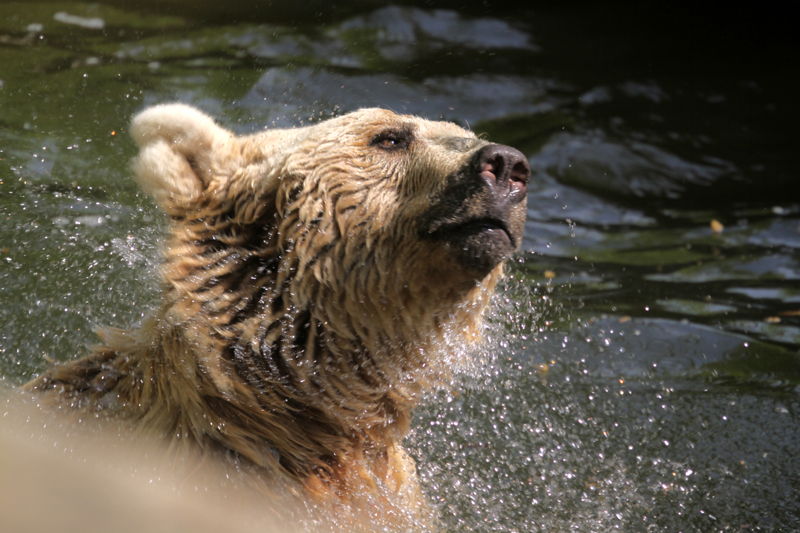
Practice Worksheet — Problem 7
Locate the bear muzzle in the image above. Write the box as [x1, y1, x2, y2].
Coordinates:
[423, 143, 530, 279]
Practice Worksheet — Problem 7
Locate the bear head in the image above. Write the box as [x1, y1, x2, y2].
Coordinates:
[130, 104, 529, 439]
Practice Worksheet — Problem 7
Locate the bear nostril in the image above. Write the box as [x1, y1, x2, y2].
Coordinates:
[474, 145, 530, 196]
[479, 161, 498, 184]
[510, 161, 530, 185]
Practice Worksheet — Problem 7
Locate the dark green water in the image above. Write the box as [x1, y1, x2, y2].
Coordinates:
[1, 2, 798, 531]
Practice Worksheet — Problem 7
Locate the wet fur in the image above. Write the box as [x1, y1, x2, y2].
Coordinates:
[25, 104, 524, 523]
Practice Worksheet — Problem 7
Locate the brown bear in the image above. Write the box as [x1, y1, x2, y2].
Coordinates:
[25, 104, 529, 527]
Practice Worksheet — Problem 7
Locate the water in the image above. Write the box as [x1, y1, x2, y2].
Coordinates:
[2, 2, 799, 531]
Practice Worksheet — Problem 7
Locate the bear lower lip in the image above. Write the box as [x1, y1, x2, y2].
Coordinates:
[428, 218, 517, 277]
[444, 219, 513, 247]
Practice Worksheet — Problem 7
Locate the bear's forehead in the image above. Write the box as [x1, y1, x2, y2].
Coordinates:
[325, 108, 476, 139]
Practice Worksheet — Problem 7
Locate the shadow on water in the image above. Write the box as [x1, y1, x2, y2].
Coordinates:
[1, 1, 799, 531]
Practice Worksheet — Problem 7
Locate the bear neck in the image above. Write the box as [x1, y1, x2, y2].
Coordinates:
[103, 275, 496, 486]
[111, 205, 500, 482]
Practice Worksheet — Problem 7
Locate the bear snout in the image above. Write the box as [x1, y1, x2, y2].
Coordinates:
[420, 142, 529, 280]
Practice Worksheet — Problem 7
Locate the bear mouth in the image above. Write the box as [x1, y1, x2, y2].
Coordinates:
[428, 216, 517, 276]
[438, 217, 515, 248]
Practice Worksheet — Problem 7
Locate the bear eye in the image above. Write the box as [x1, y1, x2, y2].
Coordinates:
[370, 129, 412, 151]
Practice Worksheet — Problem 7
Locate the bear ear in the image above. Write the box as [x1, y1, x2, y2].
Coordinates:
[130, 104, 234, 215]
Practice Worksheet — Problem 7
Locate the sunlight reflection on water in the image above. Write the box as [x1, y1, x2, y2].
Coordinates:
[1, 2, 799, 531]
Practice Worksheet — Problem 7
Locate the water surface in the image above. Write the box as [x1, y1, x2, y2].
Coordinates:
[1, 2, 799, 531]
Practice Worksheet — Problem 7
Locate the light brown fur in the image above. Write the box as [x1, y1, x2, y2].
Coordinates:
[25, 104, 528, 527]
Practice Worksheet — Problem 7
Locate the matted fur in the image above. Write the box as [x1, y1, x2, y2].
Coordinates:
[26, 104, 528, 524]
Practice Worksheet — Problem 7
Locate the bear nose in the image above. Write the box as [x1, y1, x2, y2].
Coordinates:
[474, 144, 530, 198]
